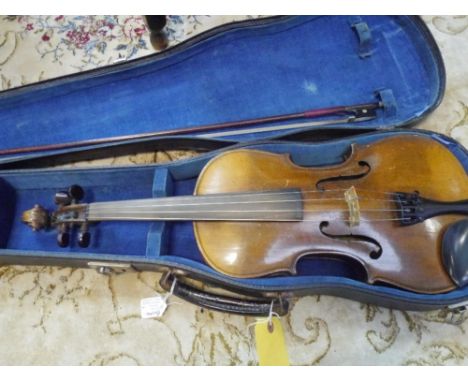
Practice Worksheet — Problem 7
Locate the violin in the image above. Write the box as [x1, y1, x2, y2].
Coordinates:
[22, 135, 468, 294]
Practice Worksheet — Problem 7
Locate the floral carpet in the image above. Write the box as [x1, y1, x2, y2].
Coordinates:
[0, 15, 467, 365]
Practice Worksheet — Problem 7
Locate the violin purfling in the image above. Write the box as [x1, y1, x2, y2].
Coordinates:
[22, 135, 468, 294]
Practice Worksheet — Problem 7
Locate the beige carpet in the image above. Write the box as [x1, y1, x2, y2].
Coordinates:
[0, 15, 467, 365]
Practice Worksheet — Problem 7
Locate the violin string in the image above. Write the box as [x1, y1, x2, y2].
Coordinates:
[59, 187, 420, 224]
[88, 196, 392, 206]
[87, 192, 406, 211]
[69, 204, 415, 223]
[82, 215, 409, 223]
[85, 187, 410, 209]
[88, 200, 407, 215]
[88, 208, 406, 214]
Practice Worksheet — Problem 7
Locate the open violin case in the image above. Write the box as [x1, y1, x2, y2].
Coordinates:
[1, 16, 467, 317]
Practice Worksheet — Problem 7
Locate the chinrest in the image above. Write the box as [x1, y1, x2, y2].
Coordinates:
[442, 219, 468, 288]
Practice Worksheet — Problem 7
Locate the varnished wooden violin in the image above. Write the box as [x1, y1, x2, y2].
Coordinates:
[22, 135, 468, 294]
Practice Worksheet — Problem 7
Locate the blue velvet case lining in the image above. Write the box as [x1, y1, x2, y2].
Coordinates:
[1, 129, 467, 307]
[0, 16, 444, 159]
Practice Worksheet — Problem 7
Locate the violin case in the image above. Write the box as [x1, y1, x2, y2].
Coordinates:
[1, 15, 467, 317]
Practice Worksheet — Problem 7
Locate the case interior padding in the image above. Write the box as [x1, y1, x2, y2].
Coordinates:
[1, 130, 467, 306]
[0, 16, 444, 160]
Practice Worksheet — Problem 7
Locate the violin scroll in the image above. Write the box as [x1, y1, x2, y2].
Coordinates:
[22, 204, 50, 231]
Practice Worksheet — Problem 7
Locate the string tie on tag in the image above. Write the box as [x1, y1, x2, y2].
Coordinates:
[164, 278, 177, 301]
[164, 278, 181, 307]
[247, 300, 280, 334]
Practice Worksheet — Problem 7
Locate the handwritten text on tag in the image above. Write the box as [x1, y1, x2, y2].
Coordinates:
[140, 296, 168, 319]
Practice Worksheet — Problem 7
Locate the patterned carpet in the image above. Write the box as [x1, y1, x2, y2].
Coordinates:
[0, 15, 467, 365]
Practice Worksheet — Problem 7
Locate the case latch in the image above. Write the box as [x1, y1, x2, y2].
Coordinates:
[87, 261, 134, 275]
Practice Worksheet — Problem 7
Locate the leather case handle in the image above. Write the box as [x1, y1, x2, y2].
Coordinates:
[160, 272, 289, 316]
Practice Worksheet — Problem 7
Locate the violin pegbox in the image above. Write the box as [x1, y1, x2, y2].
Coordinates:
[54, 184, 90, 248]
[22, 184, 90, 248]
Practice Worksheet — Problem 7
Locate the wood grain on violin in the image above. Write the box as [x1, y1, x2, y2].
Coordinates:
[22, 135, 468, 294]
[194, 135, 468, 293]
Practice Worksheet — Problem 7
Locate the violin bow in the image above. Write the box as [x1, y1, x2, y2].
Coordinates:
[0, 101, 382, 156]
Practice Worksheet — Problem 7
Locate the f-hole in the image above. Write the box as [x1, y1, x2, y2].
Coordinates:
[319, 221, 382, 260]
[316, 161, 371, 190]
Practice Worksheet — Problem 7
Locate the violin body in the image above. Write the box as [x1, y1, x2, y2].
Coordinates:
[194, 135, 468, 294]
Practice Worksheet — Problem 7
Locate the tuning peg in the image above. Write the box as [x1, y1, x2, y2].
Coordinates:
[68, 184, 84, 201]
[78, 231, 90, 248]
[57, 231, 70, 247]
[54, 191, 72, 205]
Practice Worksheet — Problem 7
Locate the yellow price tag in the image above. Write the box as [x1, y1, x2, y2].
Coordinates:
[254, 317, 289, 366]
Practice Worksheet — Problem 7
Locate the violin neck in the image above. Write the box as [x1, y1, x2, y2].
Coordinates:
[85, 189, 304, 222]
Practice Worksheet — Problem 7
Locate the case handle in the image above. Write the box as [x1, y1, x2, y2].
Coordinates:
[160, 272, 289, 316]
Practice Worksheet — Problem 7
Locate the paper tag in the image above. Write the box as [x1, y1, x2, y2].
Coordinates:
[254, 317, 289, 366]
[140, 296, 167, 319]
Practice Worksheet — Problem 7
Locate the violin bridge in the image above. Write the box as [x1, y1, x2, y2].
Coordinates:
[344, 186, 360, 227]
